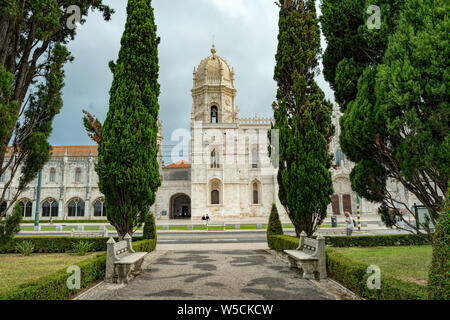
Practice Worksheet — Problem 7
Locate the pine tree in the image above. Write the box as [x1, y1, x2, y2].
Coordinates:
[267, 203, 283, 248]
[272, 0, 334, 237]
[96, 0, 161, 239]
[143, 212, 157, 241]
[322, 0, 449, 240]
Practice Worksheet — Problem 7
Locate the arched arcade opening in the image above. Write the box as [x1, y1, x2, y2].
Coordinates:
[170, 194, 191, 219]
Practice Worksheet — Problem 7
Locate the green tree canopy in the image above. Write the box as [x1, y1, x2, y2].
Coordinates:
[0, 1, 112, 243]
[272, 0, 334, 237]
[321, 0, 449, 240]
[96, 0, 161, 239]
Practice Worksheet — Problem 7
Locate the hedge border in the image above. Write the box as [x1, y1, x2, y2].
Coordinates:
[270, 235, 428, 300]
[0, 238, 156, 300]
[268, 233, 428, 249]
[0, 236, 146, 254]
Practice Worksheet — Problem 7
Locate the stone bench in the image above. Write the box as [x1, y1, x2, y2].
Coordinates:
[71, 229, 107, 238]
[284, 232, 327, 280]
[105, 234, 147, 284]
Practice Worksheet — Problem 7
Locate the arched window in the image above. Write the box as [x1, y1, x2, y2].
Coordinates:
[42, 199, 58, 217]
[211, 190, 220, 205]
[42, 201, 50, 217]
[49, 168, 56, 182]
[18, 199, 33, 217]
[68, 198, 85, 217]
[251, 148, 258, 169]
[93, 199, 107, 217]
[75, 168, 82, 182]
[0, 201, 7, 214]
[211, 149, 220, 169]
[211, 106, 218, 123]
[252, 182, 261, 204]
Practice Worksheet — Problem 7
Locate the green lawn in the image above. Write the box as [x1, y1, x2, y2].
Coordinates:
[0, 253, 100, 296]
[332, 246, 433, 286]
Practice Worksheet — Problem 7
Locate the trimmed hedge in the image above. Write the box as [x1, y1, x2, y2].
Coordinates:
[327, 248, 427, 300]
[270, 235, 298, 252]
[324, 234, 429, 247]
[0, 236, 146, 254]
[0, 238, 156, 300]
[268, 233, 428, 250]
[270, 235, 428, 300]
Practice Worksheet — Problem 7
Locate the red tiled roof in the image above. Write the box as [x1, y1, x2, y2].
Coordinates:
[5, 146, 98, 157]
[51, 146, 98, 157]
[164, 160, 190, 169]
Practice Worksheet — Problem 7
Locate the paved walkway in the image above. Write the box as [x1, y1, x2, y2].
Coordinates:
[75, 249, 358, 300]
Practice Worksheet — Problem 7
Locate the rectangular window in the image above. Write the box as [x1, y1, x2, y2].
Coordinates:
[251, 148, 258, 169]
[0, 172, 5, 183]
[75, 168, 82, 183]
[331, 195, 340, 215]
[50, 168, 56, 182]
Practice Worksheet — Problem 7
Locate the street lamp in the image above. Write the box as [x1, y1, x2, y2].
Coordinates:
[356, 193, 361, 231]
[34, 170, 42, 231]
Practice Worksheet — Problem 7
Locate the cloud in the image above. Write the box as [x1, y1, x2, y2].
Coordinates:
[49, 0, 334, 164]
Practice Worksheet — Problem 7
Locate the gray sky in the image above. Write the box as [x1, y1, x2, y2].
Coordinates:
[49, 0, 334, 163]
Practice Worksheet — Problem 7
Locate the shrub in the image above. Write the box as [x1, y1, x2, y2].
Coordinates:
[428, 188, 450, 300]
[71, 241, 94, 256]
[143, 212, 157, 241]
[133, 239, 157, 252]
[324, 234, 428, 247]
[270, 235, 298, 252]
[0, 204, 22, 246]
[270, 234, 428, 251]
[0, 236, 145, 254]
[15, 240, 34, 256]
[267, 204, 283, 249]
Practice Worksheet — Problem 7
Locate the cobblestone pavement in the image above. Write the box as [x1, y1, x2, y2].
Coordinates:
[75, 250, 357, 300]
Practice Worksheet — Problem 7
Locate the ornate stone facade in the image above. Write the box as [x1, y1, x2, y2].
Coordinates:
[153, 46, 286, 220]
[0, 46, 418, 222]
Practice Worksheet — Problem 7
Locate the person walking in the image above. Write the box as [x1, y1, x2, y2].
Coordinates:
[344, 211, 354, 236]
[202, 215, 206, 226]
[206, 214, 210, 227]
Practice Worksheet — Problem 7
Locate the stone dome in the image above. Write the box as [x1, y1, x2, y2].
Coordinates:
[194, 46, 234, 88]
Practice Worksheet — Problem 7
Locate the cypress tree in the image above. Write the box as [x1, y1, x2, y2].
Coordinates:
[96, 0, 161, 239]
[267, 203, 283, 248]
[272, 0, 334, 237]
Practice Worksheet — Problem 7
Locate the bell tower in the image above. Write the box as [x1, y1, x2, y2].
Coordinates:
[191, 45, 238, 124]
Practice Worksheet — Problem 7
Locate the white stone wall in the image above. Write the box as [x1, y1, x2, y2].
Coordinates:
[1, 155, 102, 220]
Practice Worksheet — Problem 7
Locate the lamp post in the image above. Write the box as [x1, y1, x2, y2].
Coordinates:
[356, 193, 361, 231]
[34, 170, 42, 231]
